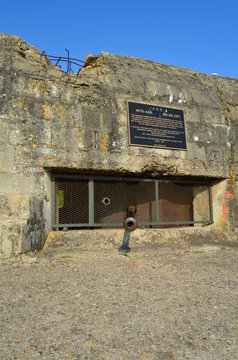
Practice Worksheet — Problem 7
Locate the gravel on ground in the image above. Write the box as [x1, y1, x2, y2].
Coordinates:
[0, 236, 238, 360]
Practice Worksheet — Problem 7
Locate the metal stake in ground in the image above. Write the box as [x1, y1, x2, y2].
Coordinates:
[118, 230, 131, 253]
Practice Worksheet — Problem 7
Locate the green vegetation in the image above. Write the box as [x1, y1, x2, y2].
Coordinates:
[192, 249, 207, 254]
[119, 252, 130, 257]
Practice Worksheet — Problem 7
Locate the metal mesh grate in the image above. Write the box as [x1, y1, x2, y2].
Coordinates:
[53, 176, 212, 228]
[159, 182, 193, 226]
[55, 179, 89, 225]
[94, 181, 155, 225]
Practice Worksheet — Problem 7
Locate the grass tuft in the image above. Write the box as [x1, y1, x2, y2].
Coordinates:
[59, 255, 73, 259]
[119, 252, 130, 257]
[192, 249, 207, 254]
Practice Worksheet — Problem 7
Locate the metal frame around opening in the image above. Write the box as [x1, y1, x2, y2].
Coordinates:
[51, 174, 214, 229]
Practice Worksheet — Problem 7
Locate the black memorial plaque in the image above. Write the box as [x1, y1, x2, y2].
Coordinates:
[127, 101, 187, 150]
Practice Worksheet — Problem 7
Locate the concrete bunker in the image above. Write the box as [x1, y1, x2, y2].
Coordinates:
[0, 33, 237, 258]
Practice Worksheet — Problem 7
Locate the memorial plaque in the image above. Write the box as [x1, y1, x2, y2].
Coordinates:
[127, 101, 187, 150]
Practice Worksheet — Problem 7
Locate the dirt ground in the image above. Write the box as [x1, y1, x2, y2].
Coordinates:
[1, 232, 238, 360]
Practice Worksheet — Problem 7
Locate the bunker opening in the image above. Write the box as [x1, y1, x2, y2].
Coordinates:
[52, 175, 213, 230]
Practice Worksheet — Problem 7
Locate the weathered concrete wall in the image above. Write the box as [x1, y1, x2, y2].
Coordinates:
[0, 33, 237, 257]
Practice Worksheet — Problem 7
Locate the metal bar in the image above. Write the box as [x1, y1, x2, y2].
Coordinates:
[49, 59, 83, 66]
[140, 222, 160, 226]
[88, 179, 94, 226]
[53, 174, 155, 182]
[158, 179, 211, 185]
[51, 174, 55, 228]
[155, 220, 211, 225]
[209, 184, 214, 224]
[55, 57, 61, 66]
[67, 60, 84, 66]
[94, 223, 123, 227]
[52, 223, 91, 228]
[52, 220, 212, 228]
[53, 223, 122, 228]
[94, 222, 158, 228]
[65, 49, 70, 74]
[69, 61, 73, 74]
[54, 222, 158, 228]
[53, 173, 212, 185]
[155, 181, 159, 224]
[43, 54, 84, 63]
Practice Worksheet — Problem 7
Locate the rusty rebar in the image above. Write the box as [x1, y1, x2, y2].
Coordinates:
[42, 49, 84, 74]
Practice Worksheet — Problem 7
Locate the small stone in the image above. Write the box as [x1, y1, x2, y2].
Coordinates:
[84, 54, 100, 67]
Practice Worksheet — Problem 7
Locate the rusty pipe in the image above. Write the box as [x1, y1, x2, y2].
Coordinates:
[123, 205, 138, 232]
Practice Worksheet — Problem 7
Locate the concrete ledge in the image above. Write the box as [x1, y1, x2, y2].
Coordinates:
[43, 226, 238, 253]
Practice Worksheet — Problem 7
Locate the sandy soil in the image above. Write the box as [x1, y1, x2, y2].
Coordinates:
[1, 235, 238, 359]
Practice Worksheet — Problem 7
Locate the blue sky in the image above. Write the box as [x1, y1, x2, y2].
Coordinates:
[1, 0, 238, 78]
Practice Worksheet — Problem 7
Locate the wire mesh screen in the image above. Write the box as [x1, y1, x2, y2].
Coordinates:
[53, 176, 212, 228]
[94, 181, 156, 225]
[159, 182, 193, 226]
[55, 179, 89, 225]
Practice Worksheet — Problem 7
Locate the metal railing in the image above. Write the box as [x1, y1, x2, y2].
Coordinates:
[42, 49, 84, 74]
[51, 174, 213, 229]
